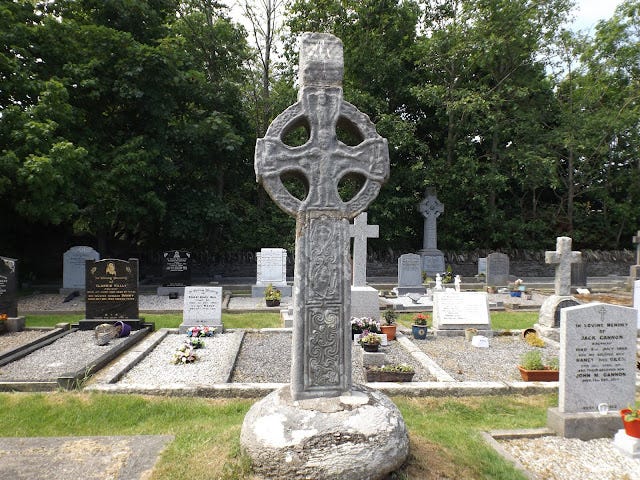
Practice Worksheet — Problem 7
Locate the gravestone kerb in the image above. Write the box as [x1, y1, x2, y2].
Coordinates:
[254, 32, 389, 401]
[349, 212, 378, 287]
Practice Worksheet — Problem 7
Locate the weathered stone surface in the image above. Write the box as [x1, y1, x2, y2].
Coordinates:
[240, 385, 409, 480]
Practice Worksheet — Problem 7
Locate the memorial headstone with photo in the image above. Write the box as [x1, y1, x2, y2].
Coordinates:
[485, 252, 509, 286]
[80, 258, 144, 330]
[157, 250, 192, 296]
[179, 286, 223, 333]
[251, 248, 291, 297]
[547, 302, 638, 440]
[61, 246, 99, 292]
[397, 253, 426, 295]
[432, 291, 491, 336]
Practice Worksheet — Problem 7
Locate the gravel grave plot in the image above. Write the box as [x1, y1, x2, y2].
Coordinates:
[0, 330, 145, 381]
[119, 331, 244, 385]
[414, 334, 560, 382]
[498, 436, 640, 480]
[0, 330, 52, 356]
[230, 331, 435, 383]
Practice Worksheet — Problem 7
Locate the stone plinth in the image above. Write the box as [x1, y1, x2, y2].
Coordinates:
[350, 286, 380, 320]
[240, 385, 409, 480]
[535, 294, 581, 342]
[547, 408, 622, 440]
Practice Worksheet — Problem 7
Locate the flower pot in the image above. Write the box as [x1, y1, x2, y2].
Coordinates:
[510, 291, 521, 297]
[464, 328, 478, 342]
[365, 367, 414, 383]
[620, 410, 640, 438]
[412, 324, 428, 340]
[266, 299, 280, 307]
[114, 321, 131, 337]
[362, 343, 379, 352]
[380, 324, 396, 341]
[517, 365, 559, 382]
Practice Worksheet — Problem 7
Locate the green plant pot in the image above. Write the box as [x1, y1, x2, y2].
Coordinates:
[412, 324, 428, 340]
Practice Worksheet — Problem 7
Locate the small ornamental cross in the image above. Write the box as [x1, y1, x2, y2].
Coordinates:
[255, 33, 389, 400]
[545, 237, 581, 296]
[633, 230, 640, 265]
[349, 212, 379, 287]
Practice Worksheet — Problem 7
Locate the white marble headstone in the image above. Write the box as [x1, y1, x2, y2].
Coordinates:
[432, 291, 491, 330]
[634, 280, 640, 328]
[559, 303, 637, 414]
[256, 248, 288, 286]
[182, 286, 222, 328]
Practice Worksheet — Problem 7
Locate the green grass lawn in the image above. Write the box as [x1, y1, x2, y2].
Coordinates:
[0, 392, 554, 479]
[396, 311, 537, 330]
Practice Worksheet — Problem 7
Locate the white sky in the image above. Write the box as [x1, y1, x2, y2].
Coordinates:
[571, 0, 624, 32]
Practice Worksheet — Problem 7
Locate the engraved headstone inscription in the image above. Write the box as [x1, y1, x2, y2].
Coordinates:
[180, 286, 223, 333]
[0, 256, 18, 318]
[84, 258, 139, 324]
[486, 252, 509, 286]
[161, 250, 192, 287]
[397, 253, 426, 295]
[254, 33, 389, 400]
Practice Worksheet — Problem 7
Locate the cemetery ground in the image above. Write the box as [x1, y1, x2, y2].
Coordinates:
[2, 304, 639, 479]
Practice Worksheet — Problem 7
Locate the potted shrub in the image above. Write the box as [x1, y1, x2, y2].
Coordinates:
[264, 283, 282, 307]
[412, 313, 429, 340]
[358, 332, 382, 352]
[518, 350, 559, 381]
[351, 317, 381, 339]
[620, 404, 640, 438]
[365, 363, 415, 382]
[380, 309, 397, 341]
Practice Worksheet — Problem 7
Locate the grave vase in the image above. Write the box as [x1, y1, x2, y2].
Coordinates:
[412, 324, 428, 340]
[380, 324, 396, 341]
[620, 410, 640, 438]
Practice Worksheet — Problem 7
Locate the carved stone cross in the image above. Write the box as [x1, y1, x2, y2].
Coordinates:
[418, 187, 444, 251]
[349, 212, 379, 287]
[633, 230, 640, 265]
[545, 236, 581, 296]
[255, 33, 389, 400]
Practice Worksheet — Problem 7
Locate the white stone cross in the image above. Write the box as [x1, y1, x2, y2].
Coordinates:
[418, 188, 444, 251]
[349, 212, 379, 287]
[545, 236, 581, 296]
[633, 230, 640, 265]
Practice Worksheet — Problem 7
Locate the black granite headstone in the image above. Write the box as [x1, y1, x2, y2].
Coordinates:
[161, 250, 191, 287]
[553, 299, 581, 328]
[85, 258, 139, 320]
[0, 257, 18, 317]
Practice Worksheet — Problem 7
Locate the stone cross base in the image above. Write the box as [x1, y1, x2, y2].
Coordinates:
[537, 295, 581, 329]
[547, 407, 622, 440]
[532, 323, 560, 343]
[350, 286, 381, 321]
[419, 249, 445, 276]
[240, 385, 409, 480]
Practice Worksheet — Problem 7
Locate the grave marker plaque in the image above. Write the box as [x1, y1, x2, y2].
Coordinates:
[161, 250, 192, 287]
[85, 258, 139, 319]
[0, 257, 18, 318]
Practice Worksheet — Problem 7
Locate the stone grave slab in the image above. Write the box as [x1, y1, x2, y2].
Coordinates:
[432, 291, 491, 336]
[61, 246, 99, 292]
[547, 302, 638, 440]
[397, 253, 426, 295]
[350, 286, 380, 320]
[80, 258, 143, 330]
[486, 252, 509, 286]
[179, 286, 223, 333]
[157, 250, 191, 296]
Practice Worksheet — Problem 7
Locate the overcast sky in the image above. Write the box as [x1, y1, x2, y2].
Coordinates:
[571, 0, 623, 31]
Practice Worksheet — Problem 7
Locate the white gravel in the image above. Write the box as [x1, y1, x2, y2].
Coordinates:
[0, 330, 144, 381]
[499, 436, 640, 480]
[119, 331, 244, 385]
[0, 330, 51, 356]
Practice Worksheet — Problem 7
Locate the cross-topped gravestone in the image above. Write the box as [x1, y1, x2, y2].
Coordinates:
[633, 230, 640, 265]
[255, 33, 389, 400]
[349, 212, 378, 286]
[418, 187, 443, 251]
[546, 236, 581, 296]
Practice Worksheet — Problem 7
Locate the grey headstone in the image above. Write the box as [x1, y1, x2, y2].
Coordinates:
[180, 286, 223, 332]
[478, 257, 487, 276]
[559, 303, 637, 414]
[0, 256, 18, 318]
[85, 258, 139, 320]
[254, 32, 389, 401]
[62, 246, 100, 289]
[349, 212, 378, 287]
[397, 253, 426, 295]
[634, 280, 640, 328]
[570, 261, 587, 287]
[486, 252, 509, 286]
[546, 236, 581, 296]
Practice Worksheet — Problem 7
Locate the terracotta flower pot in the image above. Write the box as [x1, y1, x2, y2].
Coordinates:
[517, 366, 559, 382]
[380, 324, 396, 341]
[620, 409, 640, 438]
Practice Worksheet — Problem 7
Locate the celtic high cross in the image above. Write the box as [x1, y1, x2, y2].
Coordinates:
[255, 33, 389, 400]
